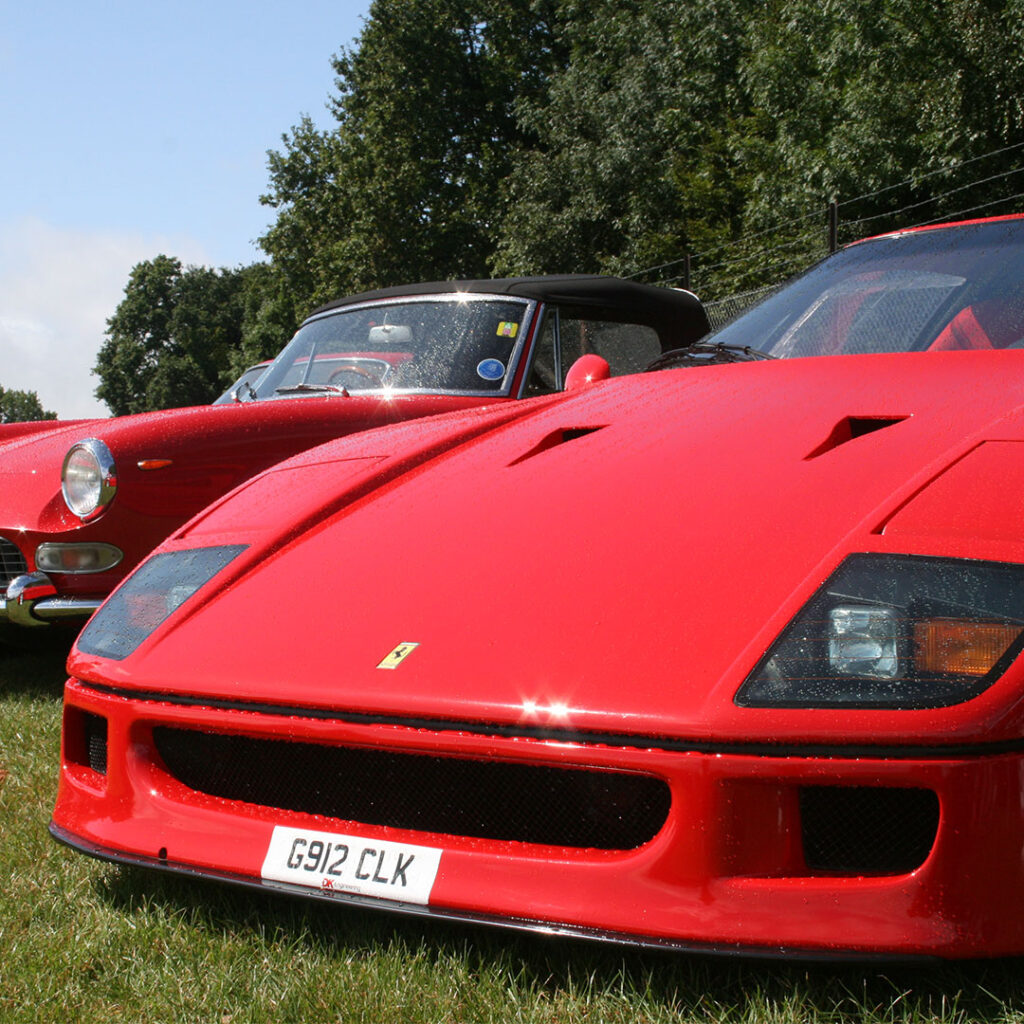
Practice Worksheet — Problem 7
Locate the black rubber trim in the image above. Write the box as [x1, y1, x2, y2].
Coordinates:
[47, 821, 932, 963]
[73, 680, 1024, 761]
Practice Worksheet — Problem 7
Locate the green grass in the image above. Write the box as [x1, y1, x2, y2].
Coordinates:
[3, 645, 1024, 1023]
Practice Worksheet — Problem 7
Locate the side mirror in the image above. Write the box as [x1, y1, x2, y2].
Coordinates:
[564, 354, 611, 391]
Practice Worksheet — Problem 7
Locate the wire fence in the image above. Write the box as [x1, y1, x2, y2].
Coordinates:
[703, 285, 782, 331]
[628, 140, 1024, 328]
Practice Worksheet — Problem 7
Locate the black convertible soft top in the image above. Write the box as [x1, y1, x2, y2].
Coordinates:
[308, 275, 710, 350]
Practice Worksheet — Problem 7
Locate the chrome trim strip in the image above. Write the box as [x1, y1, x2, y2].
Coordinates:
[29, 596, 104, 621]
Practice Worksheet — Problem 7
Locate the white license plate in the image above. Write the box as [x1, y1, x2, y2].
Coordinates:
[260, 825, 442, 905]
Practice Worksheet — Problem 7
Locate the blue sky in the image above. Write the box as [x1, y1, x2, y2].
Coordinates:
[0, 0, 369, 418]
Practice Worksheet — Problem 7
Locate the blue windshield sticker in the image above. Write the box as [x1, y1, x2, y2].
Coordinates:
[477, 358, 505, 381]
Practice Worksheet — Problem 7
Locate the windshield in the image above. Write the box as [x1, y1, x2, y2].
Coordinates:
[707, 218, 1024, 358]
[253, 295, 533, 399]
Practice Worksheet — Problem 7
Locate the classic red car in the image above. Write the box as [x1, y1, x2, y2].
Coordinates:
[0, 276, 706, 641]
[52, 215, 1024, 958]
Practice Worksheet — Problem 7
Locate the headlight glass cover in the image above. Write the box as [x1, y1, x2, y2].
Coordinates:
[76, 545, 247, 661]
[735, 554, 1024, 709]
[62, 438, 117, 520]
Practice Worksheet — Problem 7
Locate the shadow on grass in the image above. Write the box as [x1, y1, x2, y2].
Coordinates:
[95, 861, 1024, 1019]
[0, 634, 74, 700]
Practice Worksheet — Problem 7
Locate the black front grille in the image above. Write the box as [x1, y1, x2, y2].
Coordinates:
[801, 786, 939, 875]
[0, 537, 28, 589]
[153, 726, 671, 850]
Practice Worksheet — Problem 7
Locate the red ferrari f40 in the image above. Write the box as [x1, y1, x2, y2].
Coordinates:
[51, 216, 1024, 958]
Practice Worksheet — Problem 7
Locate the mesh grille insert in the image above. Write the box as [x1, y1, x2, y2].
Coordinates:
[153, 726, 671, 850]
[84, 713, 108, 775]
[0, 537, 28, 589]
[801, 786, 939, 874]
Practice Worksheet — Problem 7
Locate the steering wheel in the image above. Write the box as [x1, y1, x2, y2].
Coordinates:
[328, 364, 384, 388]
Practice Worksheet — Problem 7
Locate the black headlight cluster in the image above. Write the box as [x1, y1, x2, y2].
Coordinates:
[735, 554, 1024, 709]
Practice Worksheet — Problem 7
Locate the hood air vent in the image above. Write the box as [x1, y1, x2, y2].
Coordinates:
[508, 426, 605, 467]
[806, 416, 908, 460]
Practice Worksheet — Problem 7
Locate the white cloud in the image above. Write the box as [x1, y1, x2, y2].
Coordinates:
[0, 218, 208, 419]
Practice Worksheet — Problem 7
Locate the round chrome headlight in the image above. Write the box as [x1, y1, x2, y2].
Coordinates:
[61, 438, 117, 520]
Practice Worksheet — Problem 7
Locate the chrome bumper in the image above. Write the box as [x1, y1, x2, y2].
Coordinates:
[2, 572, 103, 627]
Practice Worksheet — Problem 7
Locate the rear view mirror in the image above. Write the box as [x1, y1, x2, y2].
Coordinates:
[368, 324, 412, 344]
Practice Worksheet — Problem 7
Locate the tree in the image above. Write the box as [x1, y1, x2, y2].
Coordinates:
[228, 260, 303, 373]
[494, 0, 1024, 297]
[0, 385, 56, 423]
[258, 0, 563, 311]
[143, 0, 1024, 368]
[492, 0, 759, 278]
[95, 256, 254, 415]
[739, 0, 1024, 239]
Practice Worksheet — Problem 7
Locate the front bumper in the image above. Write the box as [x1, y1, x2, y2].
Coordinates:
[2, 572, 102, 627]
[52, 677, 1024, 959]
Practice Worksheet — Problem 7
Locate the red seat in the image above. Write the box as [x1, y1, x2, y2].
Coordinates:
[930, 306, 995, 351]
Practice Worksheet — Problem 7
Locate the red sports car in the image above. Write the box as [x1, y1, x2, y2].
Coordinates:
[51, 215, 1024, 958]
[0, 276, 705, 641]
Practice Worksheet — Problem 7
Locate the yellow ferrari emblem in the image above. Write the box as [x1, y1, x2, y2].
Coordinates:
[377, 642, 420, 669]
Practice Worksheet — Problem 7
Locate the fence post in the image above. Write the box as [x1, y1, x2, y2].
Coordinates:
[828, 198, 839, 253]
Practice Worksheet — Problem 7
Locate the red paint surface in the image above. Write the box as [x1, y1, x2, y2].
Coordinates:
[51, 218, 1024, 956]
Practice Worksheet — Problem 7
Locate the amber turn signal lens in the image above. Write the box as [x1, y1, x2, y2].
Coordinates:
[914, 619, 1021, 676]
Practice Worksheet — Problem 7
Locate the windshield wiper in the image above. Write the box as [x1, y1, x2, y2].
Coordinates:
[274, 383, 350, 396]
[646, 342, 778, 371]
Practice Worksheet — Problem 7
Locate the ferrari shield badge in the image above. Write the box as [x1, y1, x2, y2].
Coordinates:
[377, 642, 420, 669]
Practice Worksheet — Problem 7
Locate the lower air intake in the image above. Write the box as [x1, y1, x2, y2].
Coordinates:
[153, 726, 671, 851]
[84, 713, 108, 775]
[800, 785, 939, 874]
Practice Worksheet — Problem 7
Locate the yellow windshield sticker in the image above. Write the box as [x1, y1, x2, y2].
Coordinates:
[496, 321, 519, 338]
[377, 642, 420, 669]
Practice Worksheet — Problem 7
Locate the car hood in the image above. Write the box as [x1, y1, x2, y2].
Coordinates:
[0, 419, 91, 443]
[74, 351, 1024, 745]
[0, 394, 482, 467]
[0, 394, 489, 529]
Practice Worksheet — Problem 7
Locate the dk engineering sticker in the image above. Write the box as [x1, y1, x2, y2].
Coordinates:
[261, 825, 442, 905]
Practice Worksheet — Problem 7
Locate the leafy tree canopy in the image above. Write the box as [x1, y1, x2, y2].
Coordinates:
[492, 0, 761, 277]
[94, 256, 254, 415]
[740, 0, 1024, 225]
[258, 0, 564, 316]
[0, 385, 56, 423]
[497, 0, 1024, 295]
[106, 0, 1024, 391]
